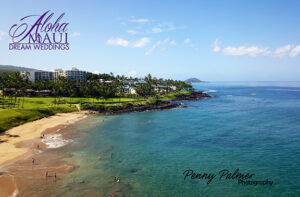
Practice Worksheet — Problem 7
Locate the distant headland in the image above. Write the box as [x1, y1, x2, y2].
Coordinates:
[185, 78, 203, 83]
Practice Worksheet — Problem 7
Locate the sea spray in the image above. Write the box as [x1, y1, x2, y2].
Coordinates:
[42, 134, 73, 148]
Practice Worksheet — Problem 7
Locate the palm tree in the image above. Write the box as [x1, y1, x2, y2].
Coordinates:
[0, 73, 8, 108]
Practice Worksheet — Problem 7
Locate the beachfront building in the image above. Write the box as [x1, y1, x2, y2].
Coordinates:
[154, 85, 168, 93]
[66, 67, 86, 81]
[21, 67, 86, 83]
[54, 67, 86, 81]
[170, 86, 177, 91]
[35, 71, 54, 81]
[124, 86, 137, 94]
[54, 68, 66, 79]
[21, 70, 54, 82]
[134, 79, 146, 85]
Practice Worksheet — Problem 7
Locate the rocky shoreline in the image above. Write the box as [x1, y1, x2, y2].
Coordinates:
[173, 91, 211, 100]
[82, 91, 211, 115]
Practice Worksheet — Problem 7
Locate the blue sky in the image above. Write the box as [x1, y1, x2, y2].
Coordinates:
[0, 0, 300, 81]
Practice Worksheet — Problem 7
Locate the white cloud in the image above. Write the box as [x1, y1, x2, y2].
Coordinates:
[222, 45, 293, 57]
[0, 31, 7, 40]
[222, 46, 269, 57]
[169, 40, 176, 45]
[132, 37, 150, 48]
[183, 38, 198, 51]
[120, 22, 126, 26]
[149, 23, 176, 34]
[146, 44, 158, 55]
[127, 30, 139, 35]
[129, 18, 149, 23]
[151, 27, 163, 33]
[290, 45, 300, 57]
[213, 39, 220, 52]
[213, 39, 298, 58]
[184, 38, 191, 44]
[106, 38, 129, 47]
[106, 37, 150, 48]
[146, 38, 176, 55]
[72, 32, 80, 37]
[273, 45, 291, 57]
[127, 70, 137, 77]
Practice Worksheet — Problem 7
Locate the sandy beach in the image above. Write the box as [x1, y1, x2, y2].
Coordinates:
[0, 111, 91, 166]
[0, 110, 94, 197]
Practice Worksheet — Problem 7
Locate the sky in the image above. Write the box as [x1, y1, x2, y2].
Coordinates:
[0, 0, 300, 81]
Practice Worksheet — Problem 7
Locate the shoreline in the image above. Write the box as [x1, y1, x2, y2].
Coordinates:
[83, 91, 211, 115]
[0, 91, 209, 166]
[0, 110, 94, 197]
[0, 110, 93, 167]
[0, 91, 210, 196]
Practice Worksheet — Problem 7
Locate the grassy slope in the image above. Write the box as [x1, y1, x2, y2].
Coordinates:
[0, 97, 143, 132]
[80, 91, 191, 110]
[0, 91, 191, 132]
[0, 97, 77, 132]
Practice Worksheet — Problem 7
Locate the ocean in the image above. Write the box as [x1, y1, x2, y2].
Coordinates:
[53, 82, 300, 196]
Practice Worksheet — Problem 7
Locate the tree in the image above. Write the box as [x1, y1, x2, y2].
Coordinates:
[135, 83, 155, 98]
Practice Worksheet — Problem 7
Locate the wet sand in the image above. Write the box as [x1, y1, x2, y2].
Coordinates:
[0, 173, 18, 197]
[0, 111, 94, 197]
[0, 111, 91, 166]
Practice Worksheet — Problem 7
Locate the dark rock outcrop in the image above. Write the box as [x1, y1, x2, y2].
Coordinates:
[83, 91, 210, 115]
[94, 100, 180, 115]
[173, 91, 211, 101]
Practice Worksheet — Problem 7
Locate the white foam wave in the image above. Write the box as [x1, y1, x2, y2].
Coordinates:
[5, 174, 19, 197]
[9, 189, 18, 197]
[64, 115, 88, 125]
[42, 134, 73, 148]
[204, 90, 217, 93]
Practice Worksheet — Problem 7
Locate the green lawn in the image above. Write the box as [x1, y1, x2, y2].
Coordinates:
[68, 97, 145, 104]
[0, 91, 191, 132]
[0, 106, 77, 132]
[0, 96, 143, 132]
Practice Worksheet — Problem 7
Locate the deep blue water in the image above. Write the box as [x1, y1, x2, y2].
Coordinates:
[60, 82, 300, 197]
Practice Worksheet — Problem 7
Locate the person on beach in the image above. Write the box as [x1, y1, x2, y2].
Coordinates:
[45, 170, 48, 178]
[54, 173, 57, 182]
[113, 176, 120, 183]
[37, 144, 40, 149]
[32, 158, 35, 165]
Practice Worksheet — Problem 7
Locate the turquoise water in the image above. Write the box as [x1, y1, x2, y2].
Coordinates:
[60, 82, 300, 197]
